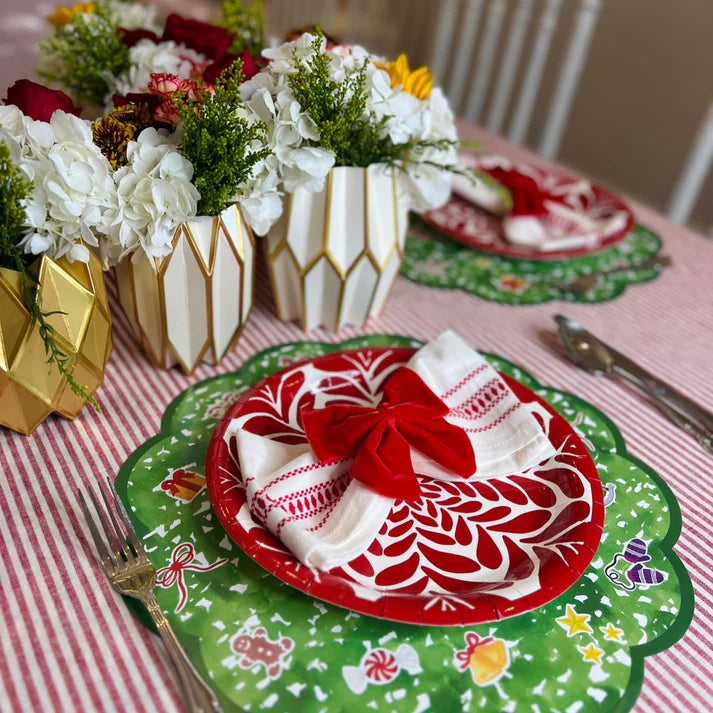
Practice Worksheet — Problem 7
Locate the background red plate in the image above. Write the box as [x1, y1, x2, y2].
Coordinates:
[423, 165, 634, 261]
[206, 348, 604, 626]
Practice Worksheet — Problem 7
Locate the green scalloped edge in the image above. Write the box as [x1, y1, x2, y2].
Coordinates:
[115, 334, 693, 713]
[400, 221, 664, 305]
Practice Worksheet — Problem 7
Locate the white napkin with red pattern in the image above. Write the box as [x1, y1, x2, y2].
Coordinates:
[225, 331, 555, 570]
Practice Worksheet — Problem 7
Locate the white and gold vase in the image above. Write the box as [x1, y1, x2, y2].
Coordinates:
[265, 164, 409, 331]
[115, 204, 255, 374]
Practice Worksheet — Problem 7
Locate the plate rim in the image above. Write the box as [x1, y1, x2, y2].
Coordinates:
[424, 162, 635, 261]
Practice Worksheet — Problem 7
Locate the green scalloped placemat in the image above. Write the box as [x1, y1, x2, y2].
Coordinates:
[401, 218, 663, 305]
[117, 335, 692, 713]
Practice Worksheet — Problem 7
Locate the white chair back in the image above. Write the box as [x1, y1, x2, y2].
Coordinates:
[667, 102, 713, 226]
[430, 0, 602, 159]
[261, 0, 601, 160]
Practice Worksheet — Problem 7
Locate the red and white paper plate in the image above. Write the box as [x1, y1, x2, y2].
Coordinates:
[207, 347, 604, 625]
[425, 156, 634, 260]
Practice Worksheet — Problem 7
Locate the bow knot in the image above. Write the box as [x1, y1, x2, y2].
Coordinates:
[155, 543, 228, 612]
[301, 367, 476, 500]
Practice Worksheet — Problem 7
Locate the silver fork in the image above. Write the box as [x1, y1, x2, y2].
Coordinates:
[80, 479, 225, 713]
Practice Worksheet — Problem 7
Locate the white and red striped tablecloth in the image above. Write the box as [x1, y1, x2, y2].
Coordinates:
[2, 126, 712, 713]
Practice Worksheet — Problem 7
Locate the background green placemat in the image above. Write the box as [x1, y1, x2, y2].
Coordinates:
[401, 218, 663, 305]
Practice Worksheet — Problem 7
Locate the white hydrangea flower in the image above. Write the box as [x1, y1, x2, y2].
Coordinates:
[107, 0, 163, 33]
[0, 105, 55, 160]
[107, 40, 206, 100]
[3, 109, 115, 263]
[242, 33, 458, 215]
[98, 127, 200, 267]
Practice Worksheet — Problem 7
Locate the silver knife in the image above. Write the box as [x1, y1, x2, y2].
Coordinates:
[555, 315, 713, 454]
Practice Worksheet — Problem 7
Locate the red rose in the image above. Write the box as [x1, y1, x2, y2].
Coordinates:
[118, 27, 160, 47]
[4, 79, 81, 122]
[162, 14, 233, 62]
[204, 49, 262, 85]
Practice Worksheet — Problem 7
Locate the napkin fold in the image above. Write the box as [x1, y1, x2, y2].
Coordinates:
[454, 154, 629, 252]
[226, 331, 556, 571]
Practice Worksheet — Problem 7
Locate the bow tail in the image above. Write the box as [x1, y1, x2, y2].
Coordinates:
[351, 423, 421, 501]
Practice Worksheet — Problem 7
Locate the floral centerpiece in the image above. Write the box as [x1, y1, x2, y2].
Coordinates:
[0, 83, 113, 434]
[241, 32, 461, 330]
[89, 61, 274, 373]
[38, 0, 264, 112]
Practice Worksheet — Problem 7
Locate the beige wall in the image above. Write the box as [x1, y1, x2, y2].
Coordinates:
[555, 0, 713, 232]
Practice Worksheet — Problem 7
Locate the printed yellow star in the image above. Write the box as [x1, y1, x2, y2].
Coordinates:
[578, 642, 605, 665]
[600, 623, 625, 642]
[556, 604, 593, 637]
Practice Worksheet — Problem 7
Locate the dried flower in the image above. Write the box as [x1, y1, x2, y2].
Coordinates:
[92, 116, 134, 168]
[109, 102, 153, 131]
[91, 103, 154, 168]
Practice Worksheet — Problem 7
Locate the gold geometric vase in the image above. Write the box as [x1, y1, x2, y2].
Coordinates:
[114, 204, 255, 374]
[0, 250, 113, 435]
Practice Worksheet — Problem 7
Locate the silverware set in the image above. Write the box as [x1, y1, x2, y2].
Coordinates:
[556, 315, 713, 454]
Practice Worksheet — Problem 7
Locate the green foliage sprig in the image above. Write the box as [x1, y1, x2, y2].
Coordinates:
[0, 141, 98, 409]
[287, 34, 458, 169]
[40, 6, 130, 106]
[220, 0, 264, 55]
[173, 61, 272, 216]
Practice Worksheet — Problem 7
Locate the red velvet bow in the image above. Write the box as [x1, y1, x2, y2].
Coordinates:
[483, 166, 549, 217]
[300, 367, 476, 500]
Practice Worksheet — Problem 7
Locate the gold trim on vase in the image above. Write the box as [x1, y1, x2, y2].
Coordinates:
[264, 164, 408, 332]
[115, 205, 255, 375]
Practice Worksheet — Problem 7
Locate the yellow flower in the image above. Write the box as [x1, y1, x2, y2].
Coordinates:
[375, 54, 433, 100]
[46, 2, 96, 27]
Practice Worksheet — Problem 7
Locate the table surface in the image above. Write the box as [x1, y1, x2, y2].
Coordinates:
[2, 124, 712, 713]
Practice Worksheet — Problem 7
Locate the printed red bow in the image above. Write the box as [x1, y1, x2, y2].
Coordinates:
[300, 367, 476, 500]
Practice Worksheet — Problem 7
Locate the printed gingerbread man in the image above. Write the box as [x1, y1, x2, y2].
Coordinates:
[231, 627, 294, 679]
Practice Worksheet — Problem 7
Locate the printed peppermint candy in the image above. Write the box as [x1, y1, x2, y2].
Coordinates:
[342, 644, 421, 694]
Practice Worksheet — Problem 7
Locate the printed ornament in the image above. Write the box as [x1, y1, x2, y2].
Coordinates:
[455, 633, 510, 686]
